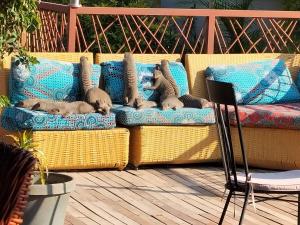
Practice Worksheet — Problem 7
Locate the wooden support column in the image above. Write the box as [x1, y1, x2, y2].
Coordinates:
[67, 6, 77, 52]
[207, 15, 215, 54]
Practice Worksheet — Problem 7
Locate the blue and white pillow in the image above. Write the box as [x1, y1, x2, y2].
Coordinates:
[205, 59, 300, 105]
[9, 58, 101, 104]
[101, 61, 189, 104]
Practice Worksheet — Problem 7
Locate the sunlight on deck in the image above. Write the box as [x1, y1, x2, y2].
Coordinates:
[64, 166, 298, 225]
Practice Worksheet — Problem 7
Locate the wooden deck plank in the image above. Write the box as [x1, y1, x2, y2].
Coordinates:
[65, 166, 298, 225]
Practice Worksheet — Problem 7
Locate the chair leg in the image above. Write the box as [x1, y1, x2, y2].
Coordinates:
[298, 194, 300, 225]
[218, 190, 233, 225]
[238, 187, 250, 225]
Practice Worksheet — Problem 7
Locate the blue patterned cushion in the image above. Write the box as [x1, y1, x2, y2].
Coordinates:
[112, 104, 215, 126]
[206, 59, 300, 105]
[9, 58, 101, 104]
[101, 61, 189, 104]
[0, 107, 115, 131]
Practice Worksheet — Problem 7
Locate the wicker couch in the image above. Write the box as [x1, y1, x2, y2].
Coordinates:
[3, 52, 298, 171]
[0, 53, 129, 170]
[96, 54, 220, 168]
[0, 53, 221, 170]
[186, 53, 300, 170]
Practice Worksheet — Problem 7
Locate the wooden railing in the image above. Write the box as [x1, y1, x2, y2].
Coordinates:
[25, 1, 300, 55]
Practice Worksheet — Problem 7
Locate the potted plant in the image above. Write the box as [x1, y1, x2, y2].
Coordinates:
[0, 98, 75, 225]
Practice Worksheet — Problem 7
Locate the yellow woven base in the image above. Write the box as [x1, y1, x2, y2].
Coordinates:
[1, 128, 129, 170]
[129, 125, 220, 167]
[231, 127, 300, 170]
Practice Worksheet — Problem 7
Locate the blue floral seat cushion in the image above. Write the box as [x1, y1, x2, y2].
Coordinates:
[101, 61, 189, 104]
[9, 58, 101, 104]
[0, 107, 116, 131]
[205, 59, 300, 105]
[112, 105, 215, 126]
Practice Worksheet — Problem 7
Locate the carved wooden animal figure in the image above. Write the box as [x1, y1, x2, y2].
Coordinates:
[79, 56, 112, 115]
[144, 69, 176, 102]
[34, 101, 96, 116]
[135, 97, 157, 110]
[160, 60, 179, 96]
[123, 52, 139, 107]
[17, 99, 96, 117]
[179, 94, 212, 108]
[79, 56, 93, 95]
[161, 96, 184, 110]
[85, 87, 112, 115]
[15, 98, 45, 109]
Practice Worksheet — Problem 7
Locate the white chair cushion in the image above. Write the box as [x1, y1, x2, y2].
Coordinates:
[233, 170, 300, 192]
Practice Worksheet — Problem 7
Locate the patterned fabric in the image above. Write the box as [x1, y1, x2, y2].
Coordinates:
[9, 58, 101, 104]
[228, 103, 300, 129]
[112, 104, 215, 126]
[101, 61, 189, 104]
[0, 107, 116, 131]
[206, 59, 300, 105]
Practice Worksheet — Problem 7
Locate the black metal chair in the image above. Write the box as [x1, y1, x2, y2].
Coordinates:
[206, 79, 300, 225]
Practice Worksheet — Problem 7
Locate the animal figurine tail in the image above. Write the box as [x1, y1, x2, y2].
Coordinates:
[79, 56, 93, 96]
[179, 94, 212, 108]
[160, 60, 179, 97]
[123, 52, 139, 107]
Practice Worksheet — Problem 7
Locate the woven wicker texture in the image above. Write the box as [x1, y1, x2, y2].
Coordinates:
[185, 53, 300, 99]
[0, 53, 129, 170]
[230, 127, 300, 170]
[0, 128, 129, 170]
[129, 126, 220, 167]
[186, 53, 300, 170]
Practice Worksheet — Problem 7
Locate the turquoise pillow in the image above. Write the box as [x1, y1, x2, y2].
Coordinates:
[9, 58, 101, 104]
[101, 61, 189, 104]
[205, 59, 300, 105]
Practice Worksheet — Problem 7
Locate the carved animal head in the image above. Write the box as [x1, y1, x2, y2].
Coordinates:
[153, 69, 163, 79]
[49, 108, 60, 114]
[94, 99, 112, 115]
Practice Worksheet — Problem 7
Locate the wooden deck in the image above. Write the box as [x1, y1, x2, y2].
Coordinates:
[64, 166, 298, 225]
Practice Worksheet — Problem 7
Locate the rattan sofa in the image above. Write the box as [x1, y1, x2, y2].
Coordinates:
[0, 53, 129, 170]
[96, 54, 220, 168]
[186, 53, 300, 170]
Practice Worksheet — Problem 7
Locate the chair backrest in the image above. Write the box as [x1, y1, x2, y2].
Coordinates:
[206, 79, 249, 188]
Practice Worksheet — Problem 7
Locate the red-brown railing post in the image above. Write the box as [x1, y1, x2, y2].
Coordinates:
[67, 6, 77, 52]
[207, 15, 215, 53]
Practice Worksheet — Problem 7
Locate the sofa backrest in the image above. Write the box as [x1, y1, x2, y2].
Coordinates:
[95, 54, 181, 64]
[95, 54, 186, 103]
[0, 52, 93, 97]
[185, 53, 300, 98]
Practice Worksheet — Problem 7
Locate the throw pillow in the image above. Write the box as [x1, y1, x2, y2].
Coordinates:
[205, 59, 300, 105]
[100, 60, 189, 104]
[9, 58, 101, 104]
